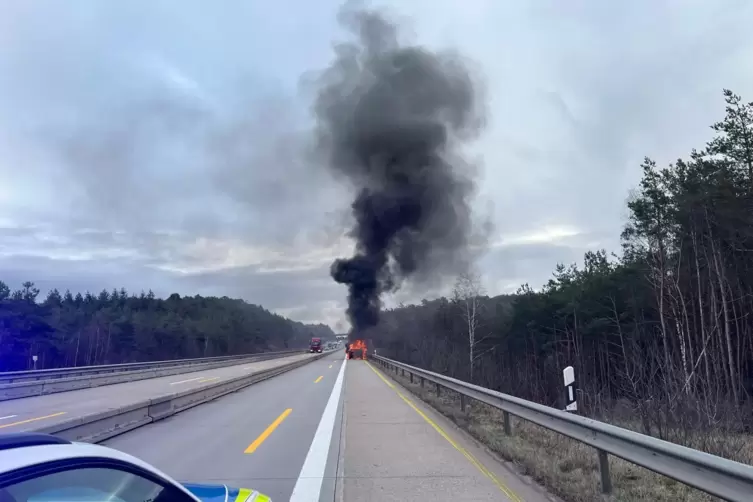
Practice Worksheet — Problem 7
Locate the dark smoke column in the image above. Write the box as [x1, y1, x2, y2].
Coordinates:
[312, 4, 487, 333]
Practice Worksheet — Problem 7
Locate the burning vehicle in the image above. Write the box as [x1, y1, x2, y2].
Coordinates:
[346, 339, 367, 360]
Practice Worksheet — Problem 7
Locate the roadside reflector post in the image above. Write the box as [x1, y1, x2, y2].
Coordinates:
[563, 366, 577, 413]
[598, 450, 612, 493]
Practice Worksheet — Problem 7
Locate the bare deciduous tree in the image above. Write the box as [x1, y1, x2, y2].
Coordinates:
[452, 271, 488, 383]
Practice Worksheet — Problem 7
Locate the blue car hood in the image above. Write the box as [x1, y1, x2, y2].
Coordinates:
[182, 482, 272, 502]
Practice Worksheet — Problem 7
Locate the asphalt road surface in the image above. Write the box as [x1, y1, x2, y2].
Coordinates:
[0, 353, 315, 433]
[105, 351, 345, 502]
[103, 352, 553, 502]
[340, 361, 551, 502]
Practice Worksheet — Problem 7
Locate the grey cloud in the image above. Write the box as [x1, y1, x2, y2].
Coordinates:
[0, 252, 343, 316]
[2, 0, 753, 329]
[175, 265, 341, 310]
[481, 243, 585, 286]
[0, 255, 179, 298]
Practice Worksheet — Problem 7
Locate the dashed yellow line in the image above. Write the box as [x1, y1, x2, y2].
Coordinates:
[245, 408, 292, 454]
[0, 412, 66, 429]
[314, 376, 323, 383]
[365, 362, 522, 502]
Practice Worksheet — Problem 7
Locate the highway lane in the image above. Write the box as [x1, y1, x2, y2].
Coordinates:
[104, 351, 553, 502]
[104, 351, 346, 502]
[0, 352, 316, 433]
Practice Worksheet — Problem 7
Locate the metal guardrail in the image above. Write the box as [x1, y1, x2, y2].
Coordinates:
[0, 350, 304, 384]
[372, 355, 753, 502]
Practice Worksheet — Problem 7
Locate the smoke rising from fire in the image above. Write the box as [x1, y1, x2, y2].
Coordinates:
[311, 3, 488, 332]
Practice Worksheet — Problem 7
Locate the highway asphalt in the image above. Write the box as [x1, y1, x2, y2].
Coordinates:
[104, 351, 346, 502]
[341, 362, 551, 502]
[102, 350, 553, 502]
[0, 345, 552, 501]
[0, 353, 315, 433]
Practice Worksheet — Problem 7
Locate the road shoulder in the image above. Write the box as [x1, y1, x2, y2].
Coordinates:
[343, 360, 552, 502]
[373, 363, 563, 502]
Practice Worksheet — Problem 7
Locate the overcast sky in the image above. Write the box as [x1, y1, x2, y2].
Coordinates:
[2, 0, 753, 331]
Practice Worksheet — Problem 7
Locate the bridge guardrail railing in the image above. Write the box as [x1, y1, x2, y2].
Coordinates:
[372, 354, 753, 502]
[0, 350, 304, 384]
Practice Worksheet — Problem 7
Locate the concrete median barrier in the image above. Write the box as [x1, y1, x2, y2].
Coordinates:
[31, 351, 332, 443]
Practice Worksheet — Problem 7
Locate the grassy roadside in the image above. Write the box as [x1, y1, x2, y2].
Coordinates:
[378, 365, 732, 502]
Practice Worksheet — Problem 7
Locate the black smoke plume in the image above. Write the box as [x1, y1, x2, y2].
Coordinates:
[312, 3, 487, 332]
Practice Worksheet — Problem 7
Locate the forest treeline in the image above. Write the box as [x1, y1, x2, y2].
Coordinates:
[0, 281, 334, 371]
[370, 89, 753, 437]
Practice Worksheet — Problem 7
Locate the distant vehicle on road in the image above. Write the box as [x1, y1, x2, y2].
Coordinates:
[309, 337, 323, 353]
[347, 339, 367, 360]
[0, 433, 272, 502]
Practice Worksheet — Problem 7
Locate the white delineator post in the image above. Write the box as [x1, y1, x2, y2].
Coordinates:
[563, 365, 577, 412]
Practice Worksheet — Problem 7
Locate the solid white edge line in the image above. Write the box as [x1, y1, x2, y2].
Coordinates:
[289, 357, 347, 502]
[0, 415, 17, 421]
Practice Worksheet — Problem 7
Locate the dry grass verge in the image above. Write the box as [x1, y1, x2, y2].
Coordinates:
[381, 367, 746, 502]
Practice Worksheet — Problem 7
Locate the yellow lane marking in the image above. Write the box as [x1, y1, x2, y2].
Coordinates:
[244, 408, 292, 454]
[365, 362, 522, 502]
[314, 376, 323, 383]
[0, 412, 66, 430]
[170, 377, 202, 385]
[198, 377, 220, 383]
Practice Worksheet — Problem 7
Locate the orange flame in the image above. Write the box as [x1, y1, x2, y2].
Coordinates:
[347, 339, 367, 360]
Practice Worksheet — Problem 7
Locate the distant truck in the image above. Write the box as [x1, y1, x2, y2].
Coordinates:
[309, 337, 323, 353]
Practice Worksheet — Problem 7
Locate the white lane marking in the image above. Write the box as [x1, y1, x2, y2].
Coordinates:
[0, 415, 17, 421]
[289, 357, 347, 502]
[170, 377, 203, 385]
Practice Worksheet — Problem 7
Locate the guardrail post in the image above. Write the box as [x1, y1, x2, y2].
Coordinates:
[363, 356, 753, 500]
[598, 450, 612, 494]
[502, 411, 511, 435]
[409, 373, 414, 384]
[401, 368, 405, 377]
